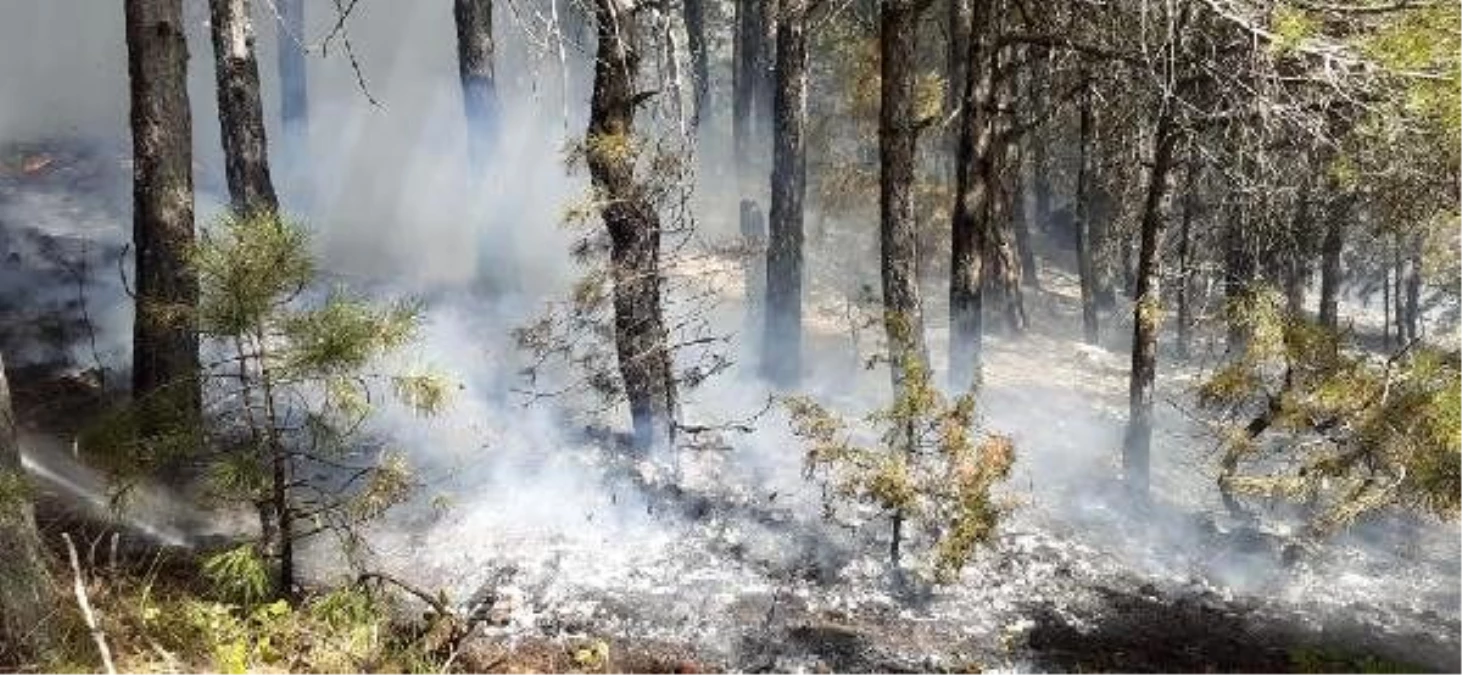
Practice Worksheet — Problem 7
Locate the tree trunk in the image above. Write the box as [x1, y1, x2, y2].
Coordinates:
[1283, 174, 1313, 319]
[1074, 71, 1099, 345]
[0, 353, 54, 664]
[455, 0, 498, 172]
[588, 0, 677, 452]
[762, 0, 808, 386]
[1175, 151, 1197, 359]
[1028, 50, 1054, 237]
[1383, 260, 1393, 349]
[276, 0, 307, 169]
[734, 0, 772, 189]
[1400, 233, 1421, 343]
[880, 0, 928, 392]
[1122, 94, 1182, 500]
[741, 199, 767, 345]
[683, 0, 709, 125]
[209, 0, 279, 216]
[1318, 205, 1344, 330]
[949, 0, 995, 389]
[128, 0, 201, 436]
[985, 41, 1027, 334]
[1224, 199, 1254, 351]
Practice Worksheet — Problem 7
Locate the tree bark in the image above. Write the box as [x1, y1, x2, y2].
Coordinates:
[762, 0, 808, 386]
[1224, 199, 1254, 351]
[1283, 173, 1313, 319]
[128, 0, 201, 435]
[880, 0, 929, 392]
[1074, 70, 1099, 345]
[1028, 49, 1054, 238]
[1175, 150, 1198, 359]
[455, 0, 498, 172]
[683, 0, 709, 125]
[1400, 233, 1422, 343]
[985, 40, 1027, 334]
[0, 352, 54, 664]
[1317, 202, 1345, 330]
[588, 0, 677, 452]
[733, 0, 774, 188]
[276, 0, 307, 168]
[949, 0, 996, 389]
[1122, 92, 1182, 500]
[209, 0, 279, 216]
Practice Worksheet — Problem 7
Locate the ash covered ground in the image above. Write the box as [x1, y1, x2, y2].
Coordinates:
[2, 136, 1458, 673]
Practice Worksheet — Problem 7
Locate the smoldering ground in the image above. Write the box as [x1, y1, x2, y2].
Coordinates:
[0, 1, 1457, 671]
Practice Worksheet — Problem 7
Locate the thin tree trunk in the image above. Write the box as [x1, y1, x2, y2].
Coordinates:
[128, 0, 201, 435]
[1122, 86, 1183, 500]
[0, 352, 54, 664]
[880, 0, 929, 392]
[455, 0, 498, 172]
[741, 199, 767, 344]
[276, 0, 307, 172]
[1283, 173, 1313, 318]
[1401, 233, 1421, 343]
[1383, 258, 1393, 349]
[1028, 49, 1054, 237]
[588, 0, 677, 452]
[209, 0, 279, 216]
[1175, 149, 1197, 359]
[684, 0, 709, 125]
[950, 0, 996, 390]
[1074, 70, 1099, 345]
[1392, 240, 1407, 344]
[1318, 203, 1344, 330]
[1224, 199, 1253, 351]
[762, 0, 808, 386]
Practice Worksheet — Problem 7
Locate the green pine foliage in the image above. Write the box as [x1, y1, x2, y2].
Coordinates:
[1200, 288, 1460, 533]
[84, 212, 450, 593]
[786, 355, 1014, 582]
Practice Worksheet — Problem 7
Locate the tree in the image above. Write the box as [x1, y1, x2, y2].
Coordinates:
[209, 0, 279, 215]
[0, 352, 54, 665]
[949, 0, 996, 389]
[454, 0, 498, 172]
[787, 358, 1013, 579]
[587, 0, 677, 451]
[683, 0, 709, 125]
[1073, 68, 1099, 345]
[1121, 2, 1189, 498]
[127, 0, 201, 442]
[879, 0, 929, 393]
[762, 0, 808, 386]
[276, 0, 308, 171]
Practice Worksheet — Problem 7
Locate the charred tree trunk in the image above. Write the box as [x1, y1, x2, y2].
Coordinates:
[684, 0, 709, 125]
[1224, 199, 1255, 351]
[733, 0, 774, 188]
[0, 353, 54, 664]
[588, 0, 676, 452]
[762, 0, 808, 386]
[128, 0, 201, 435]
[1122, 91, 1183, 500]
[1318, 203, 1345, 330]
[1074, 71, 1099, 345]
[949, 0, 996, 389]
[455, 0, 498, 172]
[209, 0, 279, 215]
[880, 0, 929, 392]
[276, 0, 307, 172]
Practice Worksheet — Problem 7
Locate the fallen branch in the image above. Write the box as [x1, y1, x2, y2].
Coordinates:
[62, 533, 116, 675]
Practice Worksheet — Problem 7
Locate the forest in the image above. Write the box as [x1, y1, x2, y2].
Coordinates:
[0, 0, 1457, 672]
